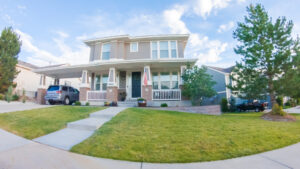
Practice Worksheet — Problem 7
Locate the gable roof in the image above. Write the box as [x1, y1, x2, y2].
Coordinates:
[17, 60, 39, 69]
[206, 65, 235, 74]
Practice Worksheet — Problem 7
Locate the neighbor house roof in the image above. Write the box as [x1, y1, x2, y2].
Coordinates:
[17, 60, 39, 69]
[206, 65, 235, 74]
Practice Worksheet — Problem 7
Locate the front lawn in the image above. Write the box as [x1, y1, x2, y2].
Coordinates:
[71, 108, 300, 163]
[0, 106, 105, 139]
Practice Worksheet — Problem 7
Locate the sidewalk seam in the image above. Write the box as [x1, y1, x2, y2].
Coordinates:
[259, 155, 293, 169]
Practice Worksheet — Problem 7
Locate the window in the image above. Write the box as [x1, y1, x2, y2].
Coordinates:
[171, 72, 179, 89]
[102, 74, 108, 90]
[160, 72, 170, 89]
[152, 72, 159, 89]
[160, 41, 169, 58]
[151, 41, 178, 59]
[170, 41, 177, 58]
[130, 42, 138, 52]
[102, 43, 110, 60]
[62, 86, 68, 91]
[151, 42, 158, 59]
[95, 75, 101, 90]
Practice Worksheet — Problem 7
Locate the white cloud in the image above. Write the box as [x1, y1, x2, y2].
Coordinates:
[16, 29, 89, 66]
[192, 0, 232, 18]
[218, 21, 235, 33]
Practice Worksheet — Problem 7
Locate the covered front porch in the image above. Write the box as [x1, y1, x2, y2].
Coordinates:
[34, 59, 196, 106]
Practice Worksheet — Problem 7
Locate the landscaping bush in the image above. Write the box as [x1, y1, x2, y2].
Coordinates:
[0, 93, 4, 100]
[85, 102, 90, 106]
[5, 86, 13, 103]
[12, 94, 19, 101]
[75, 101, 81, 106]
[276, 96, 283, 107]
[229, 97, 236, 112]
[22, 89, 26, 103]
[220, 98, 229, 112]
[285, 100, 291, 107]
[104, 102, 110, 106]
[271, 103, 286, 116]
[160, 103, 168, 107]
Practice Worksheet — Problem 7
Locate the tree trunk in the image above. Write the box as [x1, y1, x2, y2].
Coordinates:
[268, 76, 276, 107]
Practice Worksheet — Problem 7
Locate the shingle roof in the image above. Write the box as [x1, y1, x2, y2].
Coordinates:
[18, 60, 39, 69]
[206, 65, 235, 73]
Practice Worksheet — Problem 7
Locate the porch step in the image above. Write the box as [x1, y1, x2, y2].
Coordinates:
[67, 117, 109, 131]
[118, 101, 137, 107]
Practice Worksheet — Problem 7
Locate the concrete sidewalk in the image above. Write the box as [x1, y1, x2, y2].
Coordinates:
[0, 128, 300, 169]
[285, 106, 300, 114]
[0, 101, 52, 113]
[34, 107, 127, 150]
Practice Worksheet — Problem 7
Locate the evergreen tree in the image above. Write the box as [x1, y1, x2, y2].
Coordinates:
[0, 27, 21, 93]
[230, 4, 300, 107]
[182, 66, 216, 105]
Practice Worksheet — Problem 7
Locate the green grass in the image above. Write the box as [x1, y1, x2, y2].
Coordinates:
[0, 106, 105, 139]
[71, 108, 300, 163]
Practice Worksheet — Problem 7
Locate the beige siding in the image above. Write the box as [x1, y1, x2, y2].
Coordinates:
[125, 42, 150, 60]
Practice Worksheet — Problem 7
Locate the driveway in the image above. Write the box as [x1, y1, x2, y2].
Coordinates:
[0, 128, 299, 169]
[285, 106, 300, 114]
[0, 101, 52, 113]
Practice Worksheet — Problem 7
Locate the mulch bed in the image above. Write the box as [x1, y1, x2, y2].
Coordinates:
[261, 113, 297, 122]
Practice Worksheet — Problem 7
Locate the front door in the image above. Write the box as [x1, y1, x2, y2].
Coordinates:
[132, 72, 141, 98]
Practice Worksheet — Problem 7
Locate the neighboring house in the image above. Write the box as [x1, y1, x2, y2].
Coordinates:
[202, 65, 234, 105]
[34, 34, 197, 106]
[14, 60, 81, 99]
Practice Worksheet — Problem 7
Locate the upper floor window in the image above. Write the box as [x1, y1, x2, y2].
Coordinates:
[101, 43, 110, 60]
[151, 41, 177, 59]
[130, 42, 138, 52]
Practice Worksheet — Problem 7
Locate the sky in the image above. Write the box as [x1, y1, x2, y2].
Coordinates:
[1, 0, 300, 68]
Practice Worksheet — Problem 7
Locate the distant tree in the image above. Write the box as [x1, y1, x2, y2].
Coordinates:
[182, 66, 216, 105]
[0, 27, 21, 93]
[230, 4, 300, 109]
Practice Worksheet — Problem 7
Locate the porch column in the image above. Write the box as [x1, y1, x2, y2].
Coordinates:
[180, 65, 188, 100]
[79, 70, 90, 102]
[37, 74, 47, 104]
[107, 67, 118, 102]
[142, 65, 152, 101]
[54, 78, 60, 85]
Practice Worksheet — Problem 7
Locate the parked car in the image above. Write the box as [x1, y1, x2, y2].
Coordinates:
[45, 85, 79, 105]
[236, 100, 268, 112]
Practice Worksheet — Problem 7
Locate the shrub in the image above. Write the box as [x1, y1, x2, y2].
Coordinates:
[271, 103, 286, 116]
[12, 94, 19, 101]
[0, 93, 4, 100]
[276, 96, 283, 107]
[229, 97, 236, 112]
[220, 98, 229, 112]
[5, 86, 13, 103]
[161, 103, 168, 107]
[104, 102, 110, 106]
[75, 101, 81, 106]
[85, 102, 90, 106]
[111, 101, 118, 106]
[137, 98, 145, 102]
[285, 100, 291, 107]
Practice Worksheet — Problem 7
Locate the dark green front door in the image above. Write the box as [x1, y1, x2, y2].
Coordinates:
[132, 72, 141, 98]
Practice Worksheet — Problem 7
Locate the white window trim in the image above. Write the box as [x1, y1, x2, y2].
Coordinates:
[152, 71, 180, 90]
[101, 42, 111, 60]
[94, 74, 109, 91]
[130, 42, 139, 52]
[150, 40, 178, 59]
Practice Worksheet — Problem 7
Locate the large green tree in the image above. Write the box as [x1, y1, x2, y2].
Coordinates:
[230, 4, 300, 106]
[0, 27, 21, 93]
[182, 66, 216, 105]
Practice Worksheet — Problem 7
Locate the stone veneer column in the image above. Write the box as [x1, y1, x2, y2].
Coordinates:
[106, 67, 118, 102]
[79, 70, 90, 102]
[37, 75, 47, 104]
[142, 85, 152, 101]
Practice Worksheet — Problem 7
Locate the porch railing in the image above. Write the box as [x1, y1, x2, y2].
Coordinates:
[152, 89, 181, 100]
[87, 91, 107, 101]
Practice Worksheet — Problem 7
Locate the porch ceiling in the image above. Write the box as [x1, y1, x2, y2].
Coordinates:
[33, 58, 197, 78]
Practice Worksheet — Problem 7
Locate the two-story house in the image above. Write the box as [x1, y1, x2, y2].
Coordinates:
[34, 34, 197, 106]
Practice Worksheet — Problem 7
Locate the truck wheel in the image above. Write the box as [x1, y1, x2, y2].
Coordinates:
[49, 100, 55, 105]
[64, 97, 70, 105]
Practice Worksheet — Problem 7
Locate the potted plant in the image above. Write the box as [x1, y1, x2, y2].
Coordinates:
[137, 98, 147, 107]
